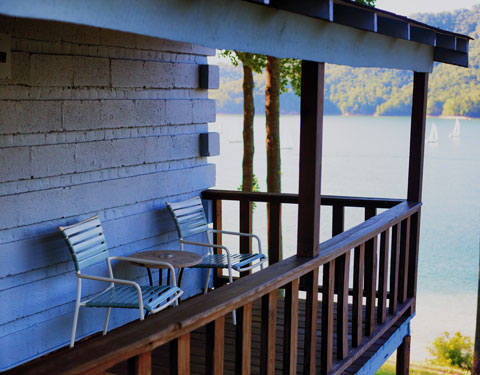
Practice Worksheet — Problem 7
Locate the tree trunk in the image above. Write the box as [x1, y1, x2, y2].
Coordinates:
[265, 56, 282, 261]
[265, 56, 281, 193]
[242, 62, 255, 193]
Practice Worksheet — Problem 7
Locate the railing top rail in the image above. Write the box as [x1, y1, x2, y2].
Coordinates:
[202, 189, 404, 208]
[11, 200, 420, 375]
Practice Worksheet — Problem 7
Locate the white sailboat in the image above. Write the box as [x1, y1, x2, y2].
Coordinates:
[449, 119, 461, 138]
[428, 123, 439, 143]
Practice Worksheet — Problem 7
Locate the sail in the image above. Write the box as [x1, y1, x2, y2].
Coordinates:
[428, 123, 439, 143]
[449, 119, 461, 138]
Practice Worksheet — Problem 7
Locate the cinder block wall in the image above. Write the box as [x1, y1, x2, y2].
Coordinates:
[0, 16, 218, 370]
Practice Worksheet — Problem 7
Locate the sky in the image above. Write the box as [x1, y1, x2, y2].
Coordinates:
[375, 0, 479, 16]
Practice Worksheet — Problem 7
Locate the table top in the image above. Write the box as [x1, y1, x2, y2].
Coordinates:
[129, 250, 202, 269]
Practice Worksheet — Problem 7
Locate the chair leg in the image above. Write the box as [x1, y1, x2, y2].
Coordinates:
[103, 307, 111, 335]
[204, 268, 211, 294]
[70, 300, 81, 348]
[228, 266, 236, 325]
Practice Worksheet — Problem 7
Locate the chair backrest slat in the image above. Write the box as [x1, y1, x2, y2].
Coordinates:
[167, 197, 208, 239]
[59, 216, 109, 271]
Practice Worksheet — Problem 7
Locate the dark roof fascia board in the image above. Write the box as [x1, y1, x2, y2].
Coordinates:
[434, 48, 469, 68]
[243, 0, 471, 67]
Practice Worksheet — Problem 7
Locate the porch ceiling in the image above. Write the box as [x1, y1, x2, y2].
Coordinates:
[0, 0, 471, 72]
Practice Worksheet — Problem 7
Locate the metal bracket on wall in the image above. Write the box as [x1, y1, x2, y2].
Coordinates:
[0, 33, 11, 80]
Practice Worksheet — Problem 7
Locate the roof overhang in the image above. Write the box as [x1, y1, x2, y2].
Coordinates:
[0, 0, 470, 72]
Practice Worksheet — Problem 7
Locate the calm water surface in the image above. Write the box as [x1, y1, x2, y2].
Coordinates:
[210, 114, 480, 360]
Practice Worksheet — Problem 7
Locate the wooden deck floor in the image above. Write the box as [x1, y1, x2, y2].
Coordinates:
[109, 296, 403, 375]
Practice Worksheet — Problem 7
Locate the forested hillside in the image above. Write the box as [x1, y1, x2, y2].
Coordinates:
[211, 5, 480, 117]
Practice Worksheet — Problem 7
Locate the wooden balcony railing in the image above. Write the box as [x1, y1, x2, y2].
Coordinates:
[11, 191, 421, 375]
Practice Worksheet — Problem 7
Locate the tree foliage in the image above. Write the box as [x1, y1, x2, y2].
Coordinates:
[427, 331, 473, 371]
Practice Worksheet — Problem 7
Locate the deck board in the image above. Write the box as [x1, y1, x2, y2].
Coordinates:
[109, 296, 408, 375]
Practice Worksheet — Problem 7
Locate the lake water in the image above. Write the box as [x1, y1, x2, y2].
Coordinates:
[209, 114, 480, 361]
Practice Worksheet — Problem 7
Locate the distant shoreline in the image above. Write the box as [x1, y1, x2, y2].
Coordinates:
[217, 113, 476, 119]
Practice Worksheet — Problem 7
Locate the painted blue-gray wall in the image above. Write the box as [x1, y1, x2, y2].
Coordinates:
[0, 16, 217, 370]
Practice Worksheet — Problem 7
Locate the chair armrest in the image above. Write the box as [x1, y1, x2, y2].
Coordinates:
[180, 239, 232, 260]
[108, 256, 177, 286]
[208, 229, 263, 254]
[76, 273, 144, 312]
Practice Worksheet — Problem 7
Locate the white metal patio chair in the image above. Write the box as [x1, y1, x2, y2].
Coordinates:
[59, 215, 183, 348]
[166, 196, 267, 322]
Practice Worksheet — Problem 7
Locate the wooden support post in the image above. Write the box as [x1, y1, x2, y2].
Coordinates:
[206, 316, 225, 375]
[396, 335, 411, 375]
[297, 60, 324, 258]
[235, 304, 252, 375]
[283, 279, 299, 375]
[127, 352, 151, 375]
[352, 244, 365, 347]
[170, 334, 190, 375]
[268, 201, 282, 264]
[407, 72, 428, 203]
[239, 200, 253, 277]
[212, 199, 224, 288]
[321, 260, 335, 373]
[260, 291, 277, 375]
[302, 269, 319, 375]
[408, 211, 421, 312]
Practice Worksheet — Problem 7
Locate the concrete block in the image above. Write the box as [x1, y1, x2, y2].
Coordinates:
[30, 55, 73, 87]
[14, 18, 62, 42]
[135, 100, 166, 126]
[31, 144, 75, 178]
[74, 140, 114, 172]
[11, 52, 30, 86]
[0, 15, 14, 34]
[0, 101, 17, 134]
[111, 59, 143, 88]
[73, 56, 110, 87]
[63, 100, 101, 131]
[135, 35, 170, 51]
[174, 63, 198, 88]
[16, 101, 62, 133]
[0, 147, 30, 182]
[144, 61, 174, 88]
[62, 24, 101, 45]
[101, 29, 136, 48]
[101, 100, 136, 128]
[165, 100, 193, 125]
[192, 99, 216, 123]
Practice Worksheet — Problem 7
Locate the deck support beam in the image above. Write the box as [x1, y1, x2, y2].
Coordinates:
[297, 60, 324, 258]
[396, 335, 411, 375]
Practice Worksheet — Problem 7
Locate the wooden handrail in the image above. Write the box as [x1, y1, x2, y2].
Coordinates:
[11, 199, 420, 375]
[202, 189, 404, 208]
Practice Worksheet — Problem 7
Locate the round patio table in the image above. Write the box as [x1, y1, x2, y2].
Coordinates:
[129, 250, 202, 287]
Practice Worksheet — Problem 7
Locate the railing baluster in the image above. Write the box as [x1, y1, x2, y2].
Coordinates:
[336, 251, 350, 360]
[389, 224, 400, 315]
[398, 217, 411, 304]
[212, 199, 224, 288]
[283, 279, 299, 375]
[321, 260, 335, 373]
[353, 244, 365, 347]
[378, 228, 390, 324]
[127, 352, 152, 375]
[206, 316, 225, 375]
[260, 291, 277, 375]
[364, 235, 377, 336]
[172, 334, 190, 375]
[235, 303, 252, 375]
[302, 269, 319, 375]
[268, 201, 282, 264]
[239, 200, 253, 277]
[408, 211, 421, 313]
